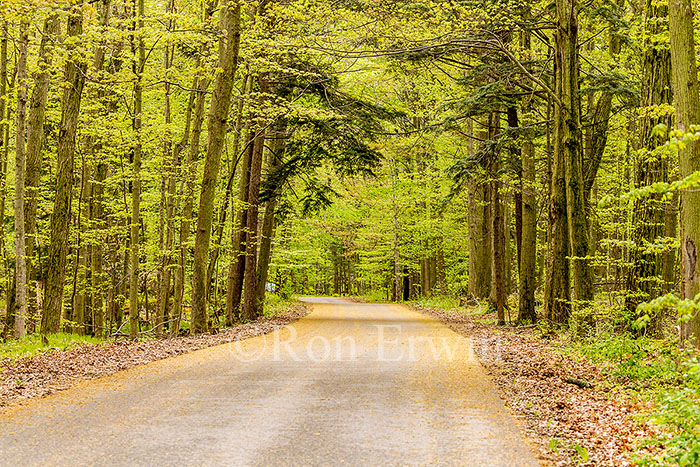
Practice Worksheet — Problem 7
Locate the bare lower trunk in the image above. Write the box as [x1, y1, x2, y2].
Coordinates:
[13, 23, 29, 338]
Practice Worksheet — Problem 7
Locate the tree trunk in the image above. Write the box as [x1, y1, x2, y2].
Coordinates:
[191, 0, 242, 333]
[241, 76, 269, 321]
[489, 113, 506, 325]
[42, 4, 87, 335]
[625, 0, 673, 331]
[518, 136, 537, 323]
[0, 24, 8, 324]
[669, 0, 700, 342]
[467, 118, 493, 301]
[255, 124, 285, 308]
[128, 0, 145, 339]
[583, 0, 625, 203]
[24, 15, 60, 332]
[156, 0, 176, 337]
[13, 22, 29, 338]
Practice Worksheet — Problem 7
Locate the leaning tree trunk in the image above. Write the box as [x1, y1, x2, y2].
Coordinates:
[13, 22, 29, 338]
[669, 0, 700, 343]
[205, 74, 250, 307]
[42, 4, 87, 335]
[190, 0, 242, 333]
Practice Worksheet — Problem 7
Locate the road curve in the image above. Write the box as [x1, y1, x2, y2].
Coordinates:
[0, 297, 540, 466]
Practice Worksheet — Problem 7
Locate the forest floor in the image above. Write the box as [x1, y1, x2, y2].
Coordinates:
[407, 302, 662, 467]
[0, 301, 310, 412]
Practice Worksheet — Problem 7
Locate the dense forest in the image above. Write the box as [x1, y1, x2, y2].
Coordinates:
[6, 0, 700, 463]
[0, 0, 698, 352]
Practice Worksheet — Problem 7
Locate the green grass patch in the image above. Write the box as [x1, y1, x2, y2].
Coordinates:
[571, 332, 683, 386]
[409, 294, 461, 311]
[262, 293, 299, 318]
[0, 333, 104, 360]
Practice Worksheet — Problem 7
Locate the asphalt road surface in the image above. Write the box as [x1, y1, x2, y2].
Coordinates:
[0, 297, 541, 466]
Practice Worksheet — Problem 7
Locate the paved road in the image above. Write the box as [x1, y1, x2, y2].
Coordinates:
[0, 298, 540, 466]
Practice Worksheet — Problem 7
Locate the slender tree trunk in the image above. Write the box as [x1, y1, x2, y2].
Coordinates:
[519, 136, 537, 323]
[156, 0, 176, 337]
[13, 22, 29, 338]
[669, 0, 700, 342]
[0, 24, 8, 324]
[241, 76, 269, 320]
[489, 113, 506, 325]
[42, 4, 88, 335]
[467, 118, 493, 302]
[87, 0, 113, 336]
[74, 167, 91, 335]
[255, 124, 285, 308]
[191, 0, 242, 333]
[128, 0, 145, 339]
[225, 126, 253, 325]
[583, 0, 625, 203]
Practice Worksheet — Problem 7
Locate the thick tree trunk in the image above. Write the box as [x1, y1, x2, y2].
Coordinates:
[560, 0, 593, 314]
[191, 0, 242, 333]
[669, 0, 700, 343]
[13, 22, 29, 338]
[24, 15, 59, 332]
[42, 5, 87, 335]
[625, 0, 673, 331]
